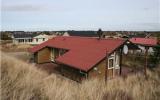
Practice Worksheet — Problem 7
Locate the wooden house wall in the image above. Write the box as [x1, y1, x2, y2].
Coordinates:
[88, 50, 121, 80]
[35, 47, 62, 63]
[33, 46, 121, 81]
[88, 59, 106, 79]
[61, 65, 85, 82]
[37, 47, 51, 63]
[106, 51, 120, 79]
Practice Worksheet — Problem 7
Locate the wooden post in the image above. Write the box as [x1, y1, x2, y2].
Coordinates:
[144, 46, 149, 76]
[119, 49, 122, 75]
[133, 49, 136, 73]
[105, 50, 108, 81]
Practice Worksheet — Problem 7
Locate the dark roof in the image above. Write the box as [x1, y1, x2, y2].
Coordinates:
[29, 36, 125, 71]
[12, 32, 39, 38]
[67, 31, 98, 37]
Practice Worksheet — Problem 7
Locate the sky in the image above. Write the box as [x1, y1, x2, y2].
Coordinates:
[1, 0, 160, 31]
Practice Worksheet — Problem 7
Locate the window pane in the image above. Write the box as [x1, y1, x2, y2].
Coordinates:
[109, 59, 114, 68]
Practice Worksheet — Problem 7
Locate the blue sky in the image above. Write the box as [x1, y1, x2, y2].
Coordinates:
[1, 0, 160, 31]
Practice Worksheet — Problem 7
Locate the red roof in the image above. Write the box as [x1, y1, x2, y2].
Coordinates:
[29, 36, 125, 71]
[129, 38, 157, 46]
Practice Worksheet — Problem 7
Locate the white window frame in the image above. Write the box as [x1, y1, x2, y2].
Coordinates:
[51, 48, 55, 62]
[115, 52, 120, 69]
[108, 57, 114, 69]
[108, 52, 115, 69]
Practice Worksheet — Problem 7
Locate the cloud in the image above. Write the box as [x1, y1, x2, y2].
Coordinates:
[2, 4, 45, 12]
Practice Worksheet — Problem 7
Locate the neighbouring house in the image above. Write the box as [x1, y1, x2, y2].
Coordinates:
[128, 37, 158, 74]
[62, 31, 98, 37]
[29, 36, 126, 82]
[12, 33, 55, 45]
[129, 37, 158, 53]
[32, 34, 55, 45]
[12, 32, 35, 44]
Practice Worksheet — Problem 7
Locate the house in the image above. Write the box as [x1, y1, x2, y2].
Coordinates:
[29, 36, 126, 81]
[62, 31, 98, 37]
[32, 34, 55, 45]
[12, 32, 35, 44]
[129, 37, 158, 53]
[129, 37, 158, 75]
[12, 32, 55, 45]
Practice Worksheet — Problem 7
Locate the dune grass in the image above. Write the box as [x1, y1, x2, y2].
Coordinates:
[1, 43, 33, 52]
[1, 52, 160, 100]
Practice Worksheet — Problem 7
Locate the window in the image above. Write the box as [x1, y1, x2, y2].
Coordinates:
[22, 39, 24, 42]
[108, 58, 114, 69]
[36, 39, 38, 42]
[18, 39, 21, 43]
[25, 39, 27, 42]
[29, 39, 32, 42]
[43, 38, 45, 41]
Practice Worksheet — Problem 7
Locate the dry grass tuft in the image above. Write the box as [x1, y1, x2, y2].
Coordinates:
[1, 52, 160, 100]
[1, 43, 33, 52]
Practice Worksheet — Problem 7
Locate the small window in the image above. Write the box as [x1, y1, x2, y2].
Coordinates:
[18, 39, 21, 42]
[36, 39, 38, 42]
[43, 38, 45, 41]
[108, 58, 114, 69]
[22, 39, 24, 42]
[29, 39, 32, 42]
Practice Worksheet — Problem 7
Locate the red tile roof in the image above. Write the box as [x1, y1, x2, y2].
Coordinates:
[129, 38, 158, 46]
[29, 36, 125, 71]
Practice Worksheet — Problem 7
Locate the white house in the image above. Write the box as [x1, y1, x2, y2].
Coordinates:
[129, 37, 158, 54]
[31, 34, 55, 45]
[12, 33, 34, 44]
[12, 33, 55, 45]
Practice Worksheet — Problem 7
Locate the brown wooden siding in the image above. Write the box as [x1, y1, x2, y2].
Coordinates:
[33, 47, 121, 80]
[88, 59, 106, 79]
[114, 69, 120, 76]
[61, 65, 85, 82]
[107, 69, 114, 79]
[88, 50, 121, 80]
[54, 48, 60, 59]
[37, 47, 51, 63]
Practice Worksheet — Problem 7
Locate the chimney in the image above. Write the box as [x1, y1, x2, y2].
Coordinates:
[97, 28, 103, 40]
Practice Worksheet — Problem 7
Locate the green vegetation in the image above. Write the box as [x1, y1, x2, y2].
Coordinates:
[1, 32, 12, 40]
[149, 46, 160, 67]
